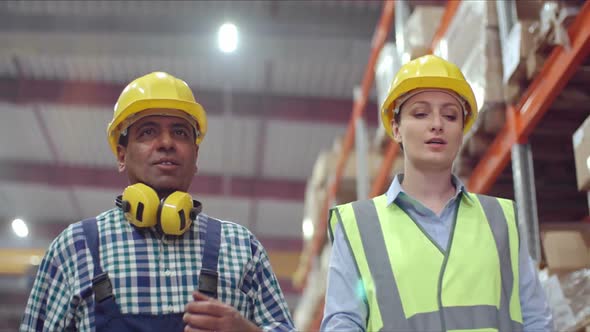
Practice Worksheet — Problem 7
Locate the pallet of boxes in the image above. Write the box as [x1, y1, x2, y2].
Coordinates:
[420, 1, 506, 179]
[502, 0, 583, 103]
[537, 115, 590, 332]
[292, 137, 385, 329]
[539, 223, 590, 332]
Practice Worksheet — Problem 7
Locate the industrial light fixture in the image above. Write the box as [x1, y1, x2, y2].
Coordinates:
[12, 218, 29, 238]
[29, 255, 41, 266]
[218, 22, 238, 53]
[302, 217, 314, 240]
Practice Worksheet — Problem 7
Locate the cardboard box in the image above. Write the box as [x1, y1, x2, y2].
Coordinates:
[539, 223, 590, 331]
[514, 0, 545, 20]
[502, 20, 538, 84]
[404, 6, 445, 59]
[543, 230, 590, 273]
[482, 104, 506, 134]
[526, 51, 546, 80]
[375, 43, 399, 112]
[573, 115, 590, 191]
[541, 223, 590, 272]
[433, 0, 505, 134]
[467, 133, 495, 158]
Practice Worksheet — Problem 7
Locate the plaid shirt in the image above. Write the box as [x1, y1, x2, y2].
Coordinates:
[20, 208, 295, 331]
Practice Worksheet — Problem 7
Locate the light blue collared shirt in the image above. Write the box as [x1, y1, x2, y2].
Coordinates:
[321, 174, 553, 331]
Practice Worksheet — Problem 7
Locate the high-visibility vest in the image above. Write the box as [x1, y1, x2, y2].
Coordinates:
[329, 194, 523, 332]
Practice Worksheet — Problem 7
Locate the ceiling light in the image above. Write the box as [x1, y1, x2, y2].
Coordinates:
[218, 22, 238, 54]
[12, 218, 29, 238]
[29, 255, 41, 266]
[302, 217, 314, 240]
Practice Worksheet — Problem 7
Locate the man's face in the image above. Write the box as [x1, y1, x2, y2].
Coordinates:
[116, 113, 199, 194]
[392, 90, 464, 172]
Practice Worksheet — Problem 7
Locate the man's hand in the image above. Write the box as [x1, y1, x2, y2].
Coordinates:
[183, 291, 261, 332]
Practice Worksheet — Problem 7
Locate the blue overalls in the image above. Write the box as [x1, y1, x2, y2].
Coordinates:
[76, 216, 221, 332]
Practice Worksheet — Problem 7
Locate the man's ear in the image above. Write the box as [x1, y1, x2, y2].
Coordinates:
[116, 145, 126, 173]
[194, 144, 199, 174]
[391, 119, 402, 144]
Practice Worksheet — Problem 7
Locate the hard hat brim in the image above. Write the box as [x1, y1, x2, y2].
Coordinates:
[107, 99, 207, 156]
[381, 76, 478, 137]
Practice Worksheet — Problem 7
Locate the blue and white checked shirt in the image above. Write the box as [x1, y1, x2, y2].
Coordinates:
[20, 208, 295, 331]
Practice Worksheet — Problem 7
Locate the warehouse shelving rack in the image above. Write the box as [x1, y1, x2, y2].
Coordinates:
[298, 1, 590, 329]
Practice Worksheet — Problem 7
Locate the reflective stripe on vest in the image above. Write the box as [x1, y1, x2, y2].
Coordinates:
[329, 194, 523, 332]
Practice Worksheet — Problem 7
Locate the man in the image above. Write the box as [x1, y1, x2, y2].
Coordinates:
[321, 55, 553, 331]
[21, 72, 295, 331]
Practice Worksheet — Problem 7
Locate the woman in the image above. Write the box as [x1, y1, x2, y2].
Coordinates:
[321, 55, 552, 331]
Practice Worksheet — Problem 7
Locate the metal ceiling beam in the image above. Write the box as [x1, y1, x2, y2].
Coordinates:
[0, 160, 306, 201]
[0, 30, 371, 66]
[0, 77, 379, 126]
[0, 2, 378, 39]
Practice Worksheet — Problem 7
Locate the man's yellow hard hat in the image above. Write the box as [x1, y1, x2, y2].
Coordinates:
[106, 72, 208, 156]
[381, 55, 478, 137]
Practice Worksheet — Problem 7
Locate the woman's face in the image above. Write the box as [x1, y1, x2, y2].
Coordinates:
[392, 90, 464, 172]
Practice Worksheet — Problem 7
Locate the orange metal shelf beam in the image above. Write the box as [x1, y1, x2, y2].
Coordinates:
[369, 0, 462, 196]
[299, 0, 396, 293]
[467, 1, 590, 193]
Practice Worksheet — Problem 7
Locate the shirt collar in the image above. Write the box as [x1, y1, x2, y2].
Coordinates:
[385, 173, 474, 206]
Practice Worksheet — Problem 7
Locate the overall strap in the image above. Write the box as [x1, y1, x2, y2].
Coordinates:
[81, 218, 114, 304]
[81, 218, 103, 276]
[198, 216, 222, 299]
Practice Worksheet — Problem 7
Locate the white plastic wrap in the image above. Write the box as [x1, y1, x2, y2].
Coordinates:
[404, 6, 444, 60]
[539, 270, 577, 331]
[374, 43, 399, 111]
[433, 1, 503, 120]
[538, 1, 580, 51]
[540, 268, 590, 331]
[374, 43, 400, 148]
[559, 268, 590, 330]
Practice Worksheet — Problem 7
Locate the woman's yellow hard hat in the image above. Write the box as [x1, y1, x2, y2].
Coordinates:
[106, 72, 208, 156]
[381, 55, 478, 137]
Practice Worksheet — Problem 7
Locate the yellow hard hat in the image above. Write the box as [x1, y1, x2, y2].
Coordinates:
[107, 72, 208, 156]
[381, 55, 478, 137]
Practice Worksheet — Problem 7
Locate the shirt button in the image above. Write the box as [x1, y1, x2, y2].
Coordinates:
[167, 304, 174, 313]
[165, 269, 172, 276]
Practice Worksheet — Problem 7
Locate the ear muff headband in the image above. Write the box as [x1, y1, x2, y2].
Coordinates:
[115, 183, 202, 235]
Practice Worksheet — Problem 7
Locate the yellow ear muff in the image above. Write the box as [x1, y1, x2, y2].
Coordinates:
[120, 183, 159, 229]
[160, 191, 196, 236]
[117, 183, 202, 235]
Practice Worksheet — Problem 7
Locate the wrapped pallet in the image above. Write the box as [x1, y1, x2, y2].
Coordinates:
[539, 223, 590, 331]
[497, 0, 545, 84]
[404, 6, 445, 61]
[374, 43, 401, 152]
[434, 0, 505, 136]
[498, 0, 582, 84]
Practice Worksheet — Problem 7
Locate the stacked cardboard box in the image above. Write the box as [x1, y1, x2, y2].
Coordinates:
[293, 138, 387, 289]
[574, 115, 590, 218]
[500, 0, 583, 103]
[374, 43, 400, 152]
[403, 6, 445, 60]
[434, 0, 505, 136]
